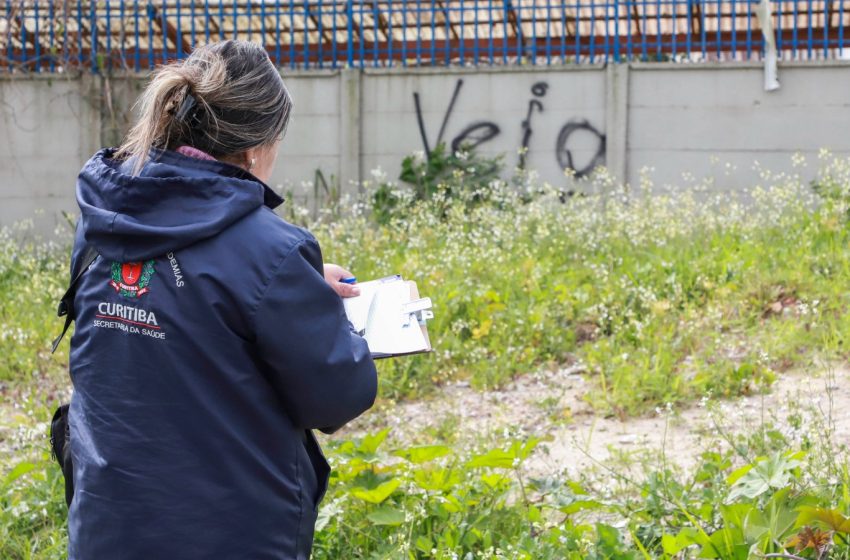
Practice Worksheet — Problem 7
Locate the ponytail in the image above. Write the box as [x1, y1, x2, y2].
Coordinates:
[116, 40, 291, 175]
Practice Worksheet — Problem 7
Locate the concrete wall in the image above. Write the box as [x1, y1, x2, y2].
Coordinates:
[0, 75, 100, 235]
[627, 61, 850, 193]
[2, 61, 849, 234]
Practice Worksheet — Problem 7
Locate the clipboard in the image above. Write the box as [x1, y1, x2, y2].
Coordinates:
[342, 276, 433, 359]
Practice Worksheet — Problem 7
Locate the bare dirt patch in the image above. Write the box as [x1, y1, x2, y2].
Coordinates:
[340, 363, 850, 476]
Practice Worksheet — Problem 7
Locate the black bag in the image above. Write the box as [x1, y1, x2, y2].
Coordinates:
[50, 404, 74, 506]
[49, 245, 99, 508]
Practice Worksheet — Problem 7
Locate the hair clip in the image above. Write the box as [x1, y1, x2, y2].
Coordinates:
[175, 93, 202, 128]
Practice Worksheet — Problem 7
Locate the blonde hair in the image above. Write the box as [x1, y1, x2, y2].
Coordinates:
[116, 40, 292, 175]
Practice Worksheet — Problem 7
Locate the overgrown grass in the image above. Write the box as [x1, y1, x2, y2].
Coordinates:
[309, 153, 850, 415]
[3, 152, 850, 558]
[0, 220, 69, 389]
[4, 154, 850, 415]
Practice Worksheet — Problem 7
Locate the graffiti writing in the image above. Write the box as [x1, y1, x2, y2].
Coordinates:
[413, 79, 606, 178]
[519, 81, 548, 169]
[451, 121, 500, 153]
[556, 119, 606, 178]
[414, 79, 464, 159]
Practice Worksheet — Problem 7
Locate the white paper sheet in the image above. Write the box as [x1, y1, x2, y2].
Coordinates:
[342, 276, 429, 356]
[342, 275, 402, 334]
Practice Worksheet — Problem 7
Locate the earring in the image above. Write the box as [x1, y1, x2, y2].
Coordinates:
[248, 158, 256, 172]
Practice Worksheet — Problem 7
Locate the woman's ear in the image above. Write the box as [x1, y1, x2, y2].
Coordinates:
[241, 144, 279, 182]
[242, 148, 258, 172]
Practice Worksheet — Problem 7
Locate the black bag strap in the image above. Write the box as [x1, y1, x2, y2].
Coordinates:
[51, 245, 99, 353]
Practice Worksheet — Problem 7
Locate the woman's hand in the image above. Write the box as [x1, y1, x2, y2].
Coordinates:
[323, 263, 361, 298]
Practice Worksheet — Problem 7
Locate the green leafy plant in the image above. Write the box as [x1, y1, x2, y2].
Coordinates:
[371, 143, 504, 224]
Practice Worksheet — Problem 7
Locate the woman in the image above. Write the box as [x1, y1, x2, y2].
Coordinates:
[68, 40, 377, 559]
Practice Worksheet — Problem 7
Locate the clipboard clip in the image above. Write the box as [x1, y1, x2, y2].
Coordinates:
[402, 298, 433, 327]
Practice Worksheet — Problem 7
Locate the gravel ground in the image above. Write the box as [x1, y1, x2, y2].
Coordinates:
[337, 362, 850, 477]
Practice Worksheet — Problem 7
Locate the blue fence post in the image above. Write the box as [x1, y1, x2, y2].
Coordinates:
[792, 0, 799, 59]
[806, 0, 813, 58]
[29, 1, 38, 71]
[103, 1, 111, 70]
[672, 0, 678, 59]
[231, 0, 238, 40]
[275, 0, 281, 66]
[590, 0, 596, 62]
[655, 0, 661, 60]
[21, 0, 26, 69]
[5, 1, 11, 70]
[431, 0, 437, 65]
[304, 3, 310, 69]
[513, 0, 522, 62]
[332, 0, 339, 68]
[576, 0, 582, 62]
[730, 0, 736, 59]
[176, 0, 183, 59]
[416, 0, 423, 65]
[686, 0, 692, 60]
[245, 0, 251, 42]
[823, 0, 829, 57]
[289, 0, 295, 68]
[134, 1, 141, 70]
[218, 0, 224, 41]
[346, 0, 354, 67]
[502, 0, 509, 63]
[190, 0, 197, 50]
[642, 0, 649, 60]
[76, 0, 83, 69]
[444, 1, 450, 65]
[473, 0, 480, 65]
[49, 0, 56, 72]
[119, 0, 126, 69]
[387, 0, 394, 67]
[459, 0, 465, 65]
[317, 0, 324, 69]
[33, 1, 41, 71]
[147, 2, 155, 68]
[624, 0, 629, 60]
[488, 0, 494, 64]
[715, 0, 721, 58]
[603, 0, 617, 64]
[161, 0, 169, 64]
[373, 1, 379, 67]
[560, 0, 567, 63]
[358, 0, 365, 67]
[63, 0, 70, 71]
[90, 0, 98, 72]
[260, 0, 267, 52]
[532, 0, 539, 64]
[402, 0, 408, 66]
[613, 0, 620, 62]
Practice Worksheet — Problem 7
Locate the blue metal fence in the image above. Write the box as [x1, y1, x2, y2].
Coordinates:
[1, 1, 848, 73]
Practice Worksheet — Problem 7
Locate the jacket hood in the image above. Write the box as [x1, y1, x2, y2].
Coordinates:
[77, 148, 284, 262]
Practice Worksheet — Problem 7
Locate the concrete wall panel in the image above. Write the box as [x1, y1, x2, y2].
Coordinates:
[2, 62, 850, 234]
[0, 76, 98, 234]
[627, 63, 850, 192]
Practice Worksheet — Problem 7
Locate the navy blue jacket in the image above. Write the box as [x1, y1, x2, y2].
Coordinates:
[67, 148, 377, 559]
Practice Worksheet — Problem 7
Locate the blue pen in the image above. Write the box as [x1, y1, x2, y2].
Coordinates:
[341, 277, 357, 284]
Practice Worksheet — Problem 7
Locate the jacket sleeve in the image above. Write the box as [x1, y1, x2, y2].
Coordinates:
[252, 236, 378, 432]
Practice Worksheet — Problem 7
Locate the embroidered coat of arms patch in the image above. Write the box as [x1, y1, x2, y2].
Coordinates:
[109, 260, 155, 298]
